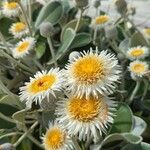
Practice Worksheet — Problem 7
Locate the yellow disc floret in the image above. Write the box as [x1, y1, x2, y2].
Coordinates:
[14, 22, 26, 33]
[95, 15, 109, 25]
[130, 48, 144, 57]
[4, 2, 18, 9]
[72, 55, 106, 84]
[44, 128, 65, 149]
[28, 75, 56, 94]
[16, 41, 30, 52]
[131, 63, 145, 74]
[67, 96, 108, 122]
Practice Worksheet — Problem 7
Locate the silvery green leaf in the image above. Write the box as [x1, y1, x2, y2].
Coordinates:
[92, 133, 142, 150]
[61, 18, 89, 41]
[35, 1, 63, 28]
[119, 39, 129, 53]
[129, 31, 148, 47]
[131, 116, 147, 136]
[48, 28, 76, 64]
[70, 33, 92, 49]
[122, 142, 150, 150]
[0, 94, 25, 110]
[109, 103, 133, 134]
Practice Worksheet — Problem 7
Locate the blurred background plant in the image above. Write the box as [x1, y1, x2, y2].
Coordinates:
[0, 0, 150, 150]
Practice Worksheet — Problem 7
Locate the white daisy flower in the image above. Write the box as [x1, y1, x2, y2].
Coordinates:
[56, 95, 117, 141]
[143, 27, 150, 39]
[92, 15, 111, 28]
[12, 37, 36, 58]
[9, 22, 29, 38]
[2, 1, 20, 18]
[127, 46, 149, 60]
[19, 69, 64, 108]
[129, 60, 149, 78]
[65, 48, 121, 98]
[42, 121, 74, 150]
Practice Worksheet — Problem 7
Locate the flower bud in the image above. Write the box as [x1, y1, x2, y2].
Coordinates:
[0, 143, 15, 150]
[105, 25, 118, 40]
[114, 0, 127, 15]
[93, 0, 101, 8]
[75, 0, 89, 9]
[39, 22, 55, 38]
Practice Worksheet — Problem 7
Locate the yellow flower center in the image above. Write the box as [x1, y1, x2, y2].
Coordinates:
[44, 128, 65, 149]
[16, 41, 30, 52]
[131, 63, 145, 74]
[95, 15, 109, 25]
[28, 75, 56, 94]
[72, 55, 106, 84]
[4, 2, 18, 9]
[144, 28, 150, 36]
[67, 96, 108, 122]
[130, 48, 144, 57]
[14, 22, 26, 33]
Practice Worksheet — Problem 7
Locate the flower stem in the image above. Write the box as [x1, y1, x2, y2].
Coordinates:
[47, 37, 58, 67]
[93, 26, 98, 45]
[0, 31, 11, 53]
[141, 80, 149, 101]
[0, 132, 22, 140]
[127, 81, 141, 105]
[27, 134, 44, 149]
[0, 112, 16, 124]
[71, 137, 82, 150]
[75, 9, 83, 32]
[28, 0, 32, 23]
[0, 49, 35, 74]
[0, 79, 24, 109]
[13, 121, 38, 147]
[19, 2, 32, 36]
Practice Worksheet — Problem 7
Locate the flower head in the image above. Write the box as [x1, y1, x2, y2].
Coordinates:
[127, 46, 149, 60]
[9, 22, 29, 38]
[42, 121, 74, 150]
[20, 69, 64, 108]
[93, 15, 110, 27]
[56, 95, 117, 141]
[129, 60, 149, 78]
[12, 37, 36, 58]
[65, 48, 121, 98]
[2, 1, 20, 17]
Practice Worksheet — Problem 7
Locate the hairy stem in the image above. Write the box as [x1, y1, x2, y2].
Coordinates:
[0, 49, 35, 74]
[47, 37, 58, 67]
[75, 9, 83, 32]
[71, 137, 82, 150]
[127, 81, 141, 105]
[14, 121, 38, 147]
[19, 2, 32, 36]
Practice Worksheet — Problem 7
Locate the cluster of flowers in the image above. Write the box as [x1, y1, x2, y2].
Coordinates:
[19, 48, 121, 149]
[2, 0, 36, 58]
[127, 46, 149, 80]
[2, 0, 149, 149]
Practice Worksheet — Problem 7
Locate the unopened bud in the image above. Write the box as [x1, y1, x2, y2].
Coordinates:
[0, 143, 15, 150]
[75, 0, 89, 9]
[105, 25, 118, 39]
[114, 0, 127, 15]
[39, 22, 55, 38]
[93, 0, 101, 8]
